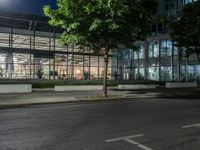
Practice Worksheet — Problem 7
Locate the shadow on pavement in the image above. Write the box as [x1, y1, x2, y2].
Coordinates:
[119, 88, 200, 99]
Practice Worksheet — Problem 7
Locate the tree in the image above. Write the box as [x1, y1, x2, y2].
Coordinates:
[44, 0, 156, 97]
[170, 0, 200, 62]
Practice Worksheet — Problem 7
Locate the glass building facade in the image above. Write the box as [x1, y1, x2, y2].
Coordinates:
[0, 12, 117, 80]
[118, 0, 200, 82]
[0, 0, 199, 82]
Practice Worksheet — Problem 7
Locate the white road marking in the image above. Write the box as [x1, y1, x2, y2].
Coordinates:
[105, 134, 144, 142]
[105, 134, 153, 150]
[124, 138, 153, 150]
[182, 123, 200, 128]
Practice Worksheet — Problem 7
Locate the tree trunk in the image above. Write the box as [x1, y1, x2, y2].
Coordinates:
[103, 48, 109, 97]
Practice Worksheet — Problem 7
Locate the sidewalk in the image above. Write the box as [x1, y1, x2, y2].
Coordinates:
[0, 88, 199, 109]
[0, 90, 132, 109]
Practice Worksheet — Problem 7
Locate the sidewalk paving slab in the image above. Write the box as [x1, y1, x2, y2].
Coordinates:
[0, 88, 200, 109]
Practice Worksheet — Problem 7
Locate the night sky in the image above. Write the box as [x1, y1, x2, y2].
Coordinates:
[0, 0, 57, 16]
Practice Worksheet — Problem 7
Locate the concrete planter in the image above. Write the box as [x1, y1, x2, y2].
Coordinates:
[165, 82, 198, 88]
[55, 85, 103, 91]
[0, 84, 32, 93]
[118, 84, 158, 90]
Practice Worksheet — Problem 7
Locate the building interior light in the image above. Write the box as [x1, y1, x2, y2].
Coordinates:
[77, 69, 81, 74]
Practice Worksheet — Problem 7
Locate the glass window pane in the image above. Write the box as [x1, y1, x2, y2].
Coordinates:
[138, 45, 144, 59]
[13, 34, 30, 49]
[0, 33, 9, 48]
[148, 67, 159, 81]
[0, 52, 12, 78]
[55, 54, 68, 79]
[90, 56, 98, 67]
[12, 53, 31, 79]
[160, 40, 172, 56]
[35, 36, 50, 50]
[55, 39, 67, 51]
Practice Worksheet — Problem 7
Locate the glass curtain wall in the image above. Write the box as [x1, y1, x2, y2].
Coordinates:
[188, 54, 200, 81]
[179, 48, 187, 81]
[111, 49, 118, 80]
[148, 41, 159, 81]
[0, 33, 10, 48]
[138, 45, 145, 80]
[0, 52, 12, 78]
[160, 40, 172, 81]
[132, 45, 145, 80]
[12, 53, 32, 79]
[0, 30, 113, 80]
[119, 49, 133, 80]
[117, 46, 144, 81]
[55, 54, 67, 79]
[172, 44, 179, 81]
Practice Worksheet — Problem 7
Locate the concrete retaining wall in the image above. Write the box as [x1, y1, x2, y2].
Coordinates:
[118, 84, 158, 90]
[0, 84, 32, 93]
[165, 82, 197, 88]
[55, 85, 103, 91]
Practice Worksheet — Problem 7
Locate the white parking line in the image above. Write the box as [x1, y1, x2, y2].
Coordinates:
[105, 134, 153, 150]
[182, 123, 200, 128]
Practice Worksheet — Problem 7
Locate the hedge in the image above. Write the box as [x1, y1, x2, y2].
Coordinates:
[0, 79, 161, 88]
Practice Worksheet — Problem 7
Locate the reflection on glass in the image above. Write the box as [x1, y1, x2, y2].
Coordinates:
[148, 41, 159, 58]
[148, 67, 159, 81]
[184, 0, 193, 4]
[55, 54, 68, 79]
[90, 67, 98, 79]
[12, 53, 31, 79]
[55, 39, 67, 51]
[160, 40, 172, 56]
[35, 36, 50, 50]
[34, 57, 52, 79]
[0, 52, 12, 78]
[138, 68, 145, 79]
[0, 33, 9, 48]
[73, 55, 83, 80]
[134, 51, 138, 60]
[13, 34, 31, 49]
[188, 65, 200, 81]
[138, 45, 144, 59]
[161, 67, 172, 81]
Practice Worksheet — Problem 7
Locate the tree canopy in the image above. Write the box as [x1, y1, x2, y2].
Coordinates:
[44, 0, 156, 53]
[170, 0, 200, 61]
[44, 0, 156, 97]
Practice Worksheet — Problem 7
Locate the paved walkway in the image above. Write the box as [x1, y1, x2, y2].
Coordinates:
[0, 88, 199, 109]
[0, 90, 130, 108]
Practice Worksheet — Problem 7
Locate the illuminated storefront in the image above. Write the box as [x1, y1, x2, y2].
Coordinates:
[0, 12, 116, 80]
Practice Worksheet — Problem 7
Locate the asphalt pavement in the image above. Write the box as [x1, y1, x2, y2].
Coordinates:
[0, 98, 200, 150]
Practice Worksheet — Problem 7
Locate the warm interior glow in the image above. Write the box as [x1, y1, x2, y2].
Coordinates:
[76, 69, 81, 74]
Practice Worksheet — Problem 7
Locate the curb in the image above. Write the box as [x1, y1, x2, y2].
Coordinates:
[0, 96, 150, 110]
[1, 92, 200, 110]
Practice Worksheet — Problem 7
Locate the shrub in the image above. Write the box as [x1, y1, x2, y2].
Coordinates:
[0, 79, 161, 88]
